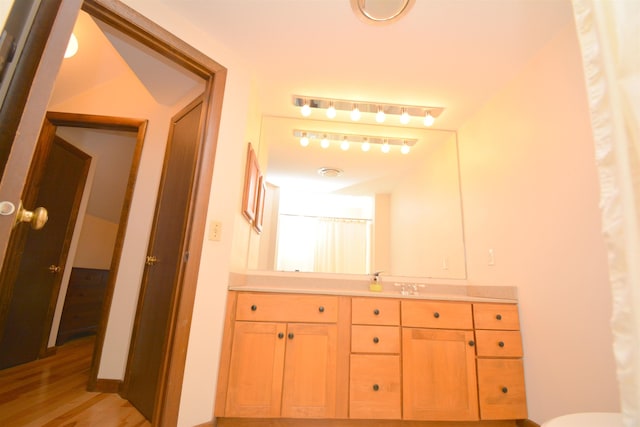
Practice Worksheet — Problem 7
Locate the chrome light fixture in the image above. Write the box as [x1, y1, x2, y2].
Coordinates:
[294, 130, 417, 153]
[293, 95, 443, 127]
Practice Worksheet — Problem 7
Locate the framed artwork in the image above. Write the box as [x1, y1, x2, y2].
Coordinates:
[253, 175, 266, 233]
[242, 143, 260, 222]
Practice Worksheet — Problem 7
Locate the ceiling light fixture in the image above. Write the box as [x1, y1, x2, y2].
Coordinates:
[381, 141, 391, 153]
[424, 111, 435, 126]
[293, 129, 417, 153]
[351, 0, 416, 25]
[293, 95, 443, 127]
[321, 135, 330, 148]
[350, 105, 361, 121]
[300, 101, 311, 117]
[401, 141, 410, 154]
[341, 136, 350, 151]
[64, 33, 79, 59]
[400, 108, 410, 125]
[300, 133, 310, 147]
[326, 103, 337, 119]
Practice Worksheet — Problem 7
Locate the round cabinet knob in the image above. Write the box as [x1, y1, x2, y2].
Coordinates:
[278, 332, 284, 339]
[373, 309, 380, 315]
[318, 306, 325, 313]
[496, 314, 503, 320]
[433, 312, 440, 318]
[251, 304, 257, 311]
[498, 341, 505, 347]
[373, 337, 379, 344]
[372, 384, 379, 391]
[502, 387, 509, 394]
[468, 340, 475, 347]
[288, 332, 294, 339]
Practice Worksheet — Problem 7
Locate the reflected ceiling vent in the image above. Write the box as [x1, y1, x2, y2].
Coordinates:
[317, 167, 344, 178]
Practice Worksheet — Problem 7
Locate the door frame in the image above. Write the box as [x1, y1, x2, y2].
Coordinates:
[40, 111, 147, 386]
[81, 2, 227, 425]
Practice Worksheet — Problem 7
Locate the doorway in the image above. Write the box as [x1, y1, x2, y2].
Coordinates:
[0, 1, 227, 425]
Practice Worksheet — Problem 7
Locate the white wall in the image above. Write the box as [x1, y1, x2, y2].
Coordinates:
[458, 22, 620, 423]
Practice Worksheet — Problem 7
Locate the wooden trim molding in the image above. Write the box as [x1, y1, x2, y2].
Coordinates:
[94, 378, 122, 393]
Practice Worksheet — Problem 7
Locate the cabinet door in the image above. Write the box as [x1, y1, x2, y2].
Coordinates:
[402, 328, 478, 421]
[225, 322, 286, 417]
[281, 323, 338, 418]
[477, 358, 527, 420]
[350, 354, 401, 419]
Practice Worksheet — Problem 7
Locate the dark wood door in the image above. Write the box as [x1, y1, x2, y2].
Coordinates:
[124, 96, 204, 420]
[0, 135, 90, 369]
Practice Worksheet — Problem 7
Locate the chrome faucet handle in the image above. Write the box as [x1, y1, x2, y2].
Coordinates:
[409, 283, 425, 295]
[394, 282, 409, 295]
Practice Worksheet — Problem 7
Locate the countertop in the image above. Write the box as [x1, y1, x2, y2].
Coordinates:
[228, 271, 518, 303]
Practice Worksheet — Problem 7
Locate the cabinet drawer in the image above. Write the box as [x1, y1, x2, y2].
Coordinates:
[352, 298, 400, 325]
[349, 354, 401, 419]
[475, 330, 523, 357]
[235, 292, 338, 323]
[473, 303, 520, 330]
[401, 300, 473, 329]
[351, 325, 400, 354]
[477, 358, 527, 420]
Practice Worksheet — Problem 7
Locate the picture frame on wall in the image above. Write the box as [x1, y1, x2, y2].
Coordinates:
[242, 143, 260, 223]
[253, 175, 266, 234]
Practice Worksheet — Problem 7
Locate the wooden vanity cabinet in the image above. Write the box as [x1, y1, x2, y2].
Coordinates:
[218, 292, 350, 419]
[401, 300, 479, 421]
[473, 303, 528, 420]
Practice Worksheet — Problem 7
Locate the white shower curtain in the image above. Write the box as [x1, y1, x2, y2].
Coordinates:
[572, 0, 640, 424]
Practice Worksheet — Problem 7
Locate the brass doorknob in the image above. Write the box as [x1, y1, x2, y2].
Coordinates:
[49, 265, 62, 273]
[146, 255, 158, 265]
[15, 201, 48, 230]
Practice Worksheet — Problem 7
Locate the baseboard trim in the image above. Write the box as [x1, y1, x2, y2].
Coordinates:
[93, 378, 121, 393]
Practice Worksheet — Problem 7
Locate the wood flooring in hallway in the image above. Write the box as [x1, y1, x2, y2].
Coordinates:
[0, 336, 150, 426]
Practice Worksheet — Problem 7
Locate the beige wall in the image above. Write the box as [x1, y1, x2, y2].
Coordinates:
[458, 22, 619, 423]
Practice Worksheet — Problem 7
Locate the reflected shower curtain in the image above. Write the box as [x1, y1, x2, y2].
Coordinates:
[314, 217, 370, 274]
[276, 215, 371, 274]
[572, 0, 640, 424]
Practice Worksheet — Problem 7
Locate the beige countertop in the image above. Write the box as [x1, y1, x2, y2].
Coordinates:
[228, 271, 518, 303]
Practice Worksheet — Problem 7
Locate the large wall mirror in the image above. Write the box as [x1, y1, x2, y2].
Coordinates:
[252, 115, 466, 279]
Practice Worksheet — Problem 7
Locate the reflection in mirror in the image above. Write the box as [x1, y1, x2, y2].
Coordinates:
[253, 116, 466, 279]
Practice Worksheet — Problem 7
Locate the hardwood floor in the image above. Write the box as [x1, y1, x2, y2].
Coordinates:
[0, 336, 150, 426]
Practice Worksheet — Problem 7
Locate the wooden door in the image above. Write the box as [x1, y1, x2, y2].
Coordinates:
[0, 136, 90, 368]
[123, 97, 204, 420]
[402, 327, 479, 421]
[225, 321, 287, 417]
[281, 323, 338, 419]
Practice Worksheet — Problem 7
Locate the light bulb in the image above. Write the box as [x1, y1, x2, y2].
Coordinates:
[326, 104, 337, 119]
[301, 102, 311, 117]
[424, 111, 435, 126]
[350, 106, 361, 121]
[361, 139, 370, 152]
[375, 107, 385, 123]
[400, 109, 410, 125]
[341, 138, 350, 151]
[381, 141, 390, 153]
[300, 134, 310, 147]
[64, 33, 78, 58]
[321, 136, 330, 148]
[401, 142, 410, 154]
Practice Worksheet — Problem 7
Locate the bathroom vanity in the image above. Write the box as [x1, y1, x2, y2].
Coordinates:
[214, 274, 527, 427]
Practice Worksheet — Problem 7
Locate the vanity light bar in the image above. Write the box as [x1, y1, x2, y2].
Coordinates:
[293, 95, 444, 124]
[293, 130, 417, 147]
